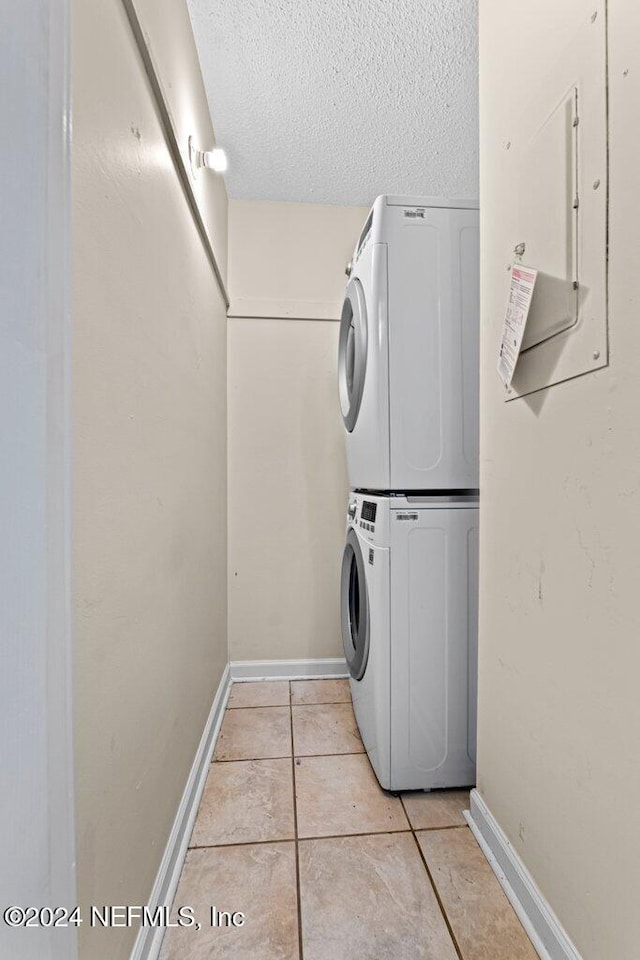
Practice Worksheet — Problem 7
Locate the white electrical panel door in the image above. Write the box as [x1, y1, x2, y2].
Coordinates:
[505, 3, 608, 399]
[518, 87, 579, 352]
[389, 502, 478, 791]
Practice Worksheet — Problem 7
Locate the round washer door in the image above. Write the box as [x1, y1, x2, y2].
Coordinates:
[338, 277, 368, 433]
[341, 527, 370, 680]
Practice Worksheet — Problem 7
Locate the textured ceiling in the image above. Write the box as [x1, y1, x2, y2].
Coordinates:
[187, 0, 478, 205]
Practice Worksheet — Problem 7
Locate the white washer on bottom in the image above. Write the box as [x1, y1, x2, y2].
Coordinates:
[341, 492, 478, 791]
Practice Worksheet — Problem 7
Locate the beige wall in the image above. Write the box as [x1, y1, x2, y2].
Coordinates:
[128, 0, 228, 285]
[478, 2, 640, 958]
[228, 200, 368, 662]
[228, 199, 368, 320]
[72, 1, 227, 958]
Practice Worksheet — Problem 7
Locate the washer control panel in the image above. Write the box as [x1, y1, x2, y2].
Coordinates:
[346, 496, 387, 544]
[359, 499, 377, 533]
[346, 494, 390, 546]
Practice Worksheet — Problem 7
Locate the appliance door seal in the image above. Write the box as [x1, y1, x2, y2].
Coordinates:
[338, 277, 368, 433]
[340, 527, 370, 680]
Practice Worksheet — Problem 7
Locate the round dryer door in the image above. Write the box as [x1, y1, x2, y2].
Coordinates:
[341, 527, 370, 680]
[338, 277, 368, 433]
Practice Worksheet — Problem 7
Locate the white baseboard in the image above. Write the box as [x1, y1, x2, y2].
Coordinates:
[465, 789, 583, 960]
[229, 657, 348, 681]
[130, 664, 232, 960]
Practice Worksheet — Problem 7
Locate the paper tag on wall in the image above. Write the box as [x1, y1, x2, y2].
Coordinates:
[497, 264, 538, 387]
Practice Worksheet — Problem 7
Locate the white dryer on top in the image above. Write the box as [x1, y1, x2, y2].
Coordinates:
[338, 195, 480, 492]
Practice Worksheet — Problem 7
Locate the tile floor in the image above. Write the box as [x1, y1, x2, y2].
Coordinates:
[160, 679, 538, 960]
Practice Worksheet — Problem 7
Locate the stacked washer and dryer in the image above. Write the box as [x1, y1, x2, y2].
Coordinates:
[338, 195, 480, 792]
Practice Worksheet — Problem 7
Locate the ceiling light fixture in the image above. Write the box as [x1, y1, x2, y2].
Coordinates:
[188, 136, 228, 177]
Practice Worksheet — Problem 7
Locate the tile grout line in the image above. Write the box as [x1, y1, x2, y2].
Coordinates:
[214, 749, 365, 763]
[291, 700, 351, 706]
[409, 822, 469, 833]
[190, 836, 297, 852]
[400, 795, 466, 960]
[188, 821, 469, 853]
[189, 827, 415, 852]
[228, 699, 351, 711]
[225, 702, 291, 711]
[227, 703, 291, 711]
[289, 682, 305, 960]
